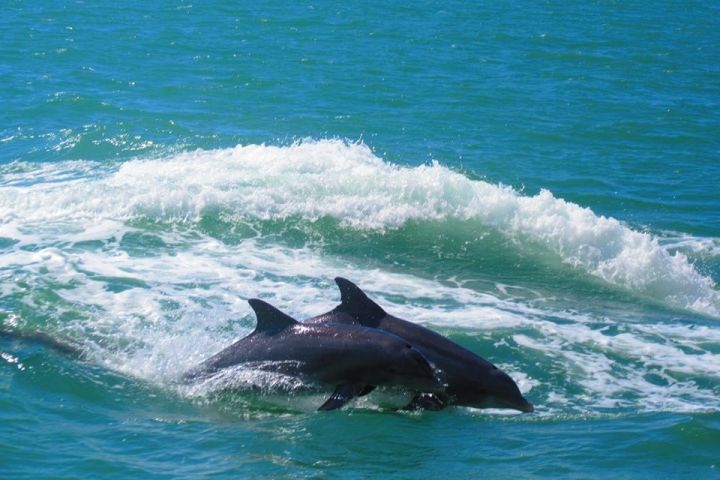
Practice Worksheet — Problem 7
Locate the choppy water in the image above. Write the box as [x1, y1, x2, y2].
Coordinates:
[2, 1, 719, 478]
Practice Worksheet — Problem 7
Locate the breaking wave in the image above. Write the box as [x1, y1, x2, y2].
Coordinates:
[1, 139, 719, 415]
[1, 139, 717, 316]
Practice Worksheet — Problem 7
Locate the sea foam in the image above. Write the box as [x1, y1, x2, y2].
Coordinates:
[1, 140, 719, 414]
[1, 139, 717, 316]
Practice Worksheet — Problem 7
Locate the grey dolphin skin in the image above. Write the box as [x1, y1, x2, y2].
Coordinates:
[186, 298, 440, 411]
[304, 278, 534, 413]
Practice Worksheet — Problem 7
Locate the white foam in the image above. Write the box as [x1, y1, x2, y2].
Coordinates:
[1, 140, 716, 316]
[3, 232, 717, 415]
[659, 233, 720, 257]
[1, 140, 719, 415]
[1, 352, 25, 371]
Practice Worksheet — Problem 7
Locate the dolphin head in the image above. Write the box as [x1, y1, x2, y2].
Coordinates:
[309, 324, 442, 393]
[449, 365, 534, 413]
[355, 338, 440, 391]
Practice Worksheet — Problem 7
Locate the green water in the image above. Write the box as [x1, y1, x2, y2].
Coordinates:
[2, 1, 719, 478]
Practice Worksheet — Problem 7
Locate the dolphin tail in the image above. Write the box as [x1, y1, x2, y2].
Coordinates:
[0, 327, 82, 357]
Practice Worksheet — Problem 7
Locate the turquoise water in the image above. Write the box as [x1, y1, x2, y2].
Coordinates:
[2, 1, 719, 478]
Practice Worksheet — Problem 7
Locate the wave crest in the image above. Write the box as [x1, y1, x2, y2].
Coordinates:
[0, 139, 717, 315]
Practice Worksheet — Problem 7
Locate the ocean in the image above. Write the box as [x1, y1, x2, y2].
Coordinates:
[1, 1, 719, 478]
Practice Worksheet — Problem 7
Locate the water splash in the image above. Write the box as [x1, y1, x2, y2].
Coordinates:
[1, 139, 717, 316]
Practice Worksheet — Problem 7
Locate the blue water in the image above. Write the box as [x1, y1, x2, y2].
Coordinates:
[2, 1, 719, 478]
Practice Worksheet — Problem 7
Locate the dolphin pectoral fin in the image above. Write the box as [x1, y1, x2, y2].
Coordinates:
[318, 384, 367, 411]
[403, 393, 447, 411]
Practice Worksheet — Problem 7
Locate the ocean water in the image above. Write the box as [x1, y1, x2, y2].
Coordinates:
[2, 1, 719, 478]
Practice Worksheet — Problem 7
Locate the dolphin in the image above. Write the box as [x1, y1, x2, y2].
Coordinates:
[0, 327, 82, 357]
[303, 278, 534, 413]
[185, 298, 441, 411]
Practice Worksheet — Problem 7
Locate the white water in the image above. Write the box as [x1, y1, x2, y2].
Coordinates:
[1, 140, 719, 414]
[1, 139, 716, 316]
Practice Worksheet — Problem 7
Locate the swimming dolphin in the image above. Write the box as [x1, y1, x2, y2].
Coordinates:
[304, 278, 534, 413]
[0, 327, 82, 357]
[185, 298, 441, 411]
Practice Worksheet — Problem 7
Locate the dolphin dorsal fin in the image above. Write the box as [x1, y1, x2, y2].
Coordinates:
[334, 277, 386, 325]
[248, 299, 298, 335]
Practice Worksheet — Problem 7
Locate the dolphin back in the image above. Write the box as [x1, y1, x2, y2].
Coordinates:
[306, 277, 534, 413]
